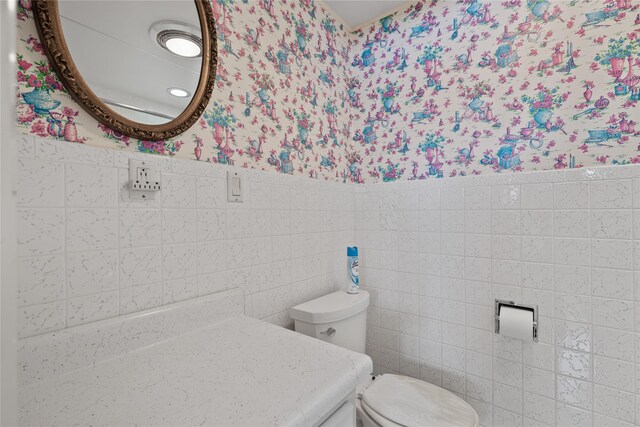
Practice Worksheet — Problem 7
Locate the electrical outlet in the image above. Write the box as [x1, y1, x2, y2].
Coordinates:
[129, 159, 160, 200]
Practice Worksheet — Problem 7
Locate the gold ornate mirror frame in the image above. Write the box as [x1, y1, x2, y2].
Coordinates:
[32, 0, 217, 141]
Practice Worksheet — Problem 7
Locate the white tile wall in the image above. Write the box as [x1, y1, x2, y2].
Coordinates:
[355, 167, 640, 427]
[17, 136, 640, 425]
[16, 136, 354, 338]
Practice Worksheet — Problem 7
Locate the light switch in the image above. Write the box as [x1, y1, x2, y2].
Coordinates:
[232, 176, 241, 196]
[227, 171, 243, 202]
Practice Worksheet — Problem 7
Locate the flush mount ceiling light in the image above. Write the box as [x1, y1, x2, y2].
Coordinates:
[150, 21, 202, 58]
[167, 87, 191, 98]
[158, 31, 201, 57]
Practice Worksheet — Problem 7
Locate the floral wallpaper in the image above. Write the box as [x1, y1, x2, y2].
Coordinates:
[15, 0, 363, 182]
[349, 0, 640, 180]
[15, 0, 640, 183]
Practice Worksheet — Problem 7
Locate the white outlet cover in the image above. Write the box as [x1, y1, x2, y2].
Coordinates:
[128, 159, 160, 200]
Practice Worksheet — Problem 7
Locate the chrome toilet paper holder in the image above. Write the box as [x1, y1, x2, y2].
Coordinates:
[494, 299, 538, 342]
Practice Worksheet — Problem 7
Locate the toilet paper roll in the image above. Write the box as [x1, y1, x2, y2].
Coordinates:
[499, 305, 534, 341]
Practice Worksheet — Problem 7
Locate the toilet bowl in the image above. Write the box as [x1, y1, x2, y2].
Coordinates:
[291, 290, 479, 427]
[355, 374, 478, 427]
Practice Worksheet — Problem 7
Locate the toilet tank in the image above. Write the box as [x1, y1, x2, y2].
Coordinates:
[290, 291, 369, 353]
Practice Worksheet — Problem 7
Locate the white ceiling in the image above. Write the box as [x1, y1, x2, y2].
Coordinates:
[324, 0, 410, 30]
[58, 0, 202, 123]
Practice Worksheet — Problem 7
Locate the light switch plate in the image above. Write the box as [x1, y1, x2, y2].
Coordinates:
[227, 170, 243, 202]
[129, 159, 160, 200]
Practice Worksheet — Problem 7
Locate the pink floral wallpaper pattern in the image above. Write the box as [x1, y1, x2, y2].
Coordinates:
[15, 0, 640, 182]
[15, 0, 361, 182]
[349, 0, 640, 181]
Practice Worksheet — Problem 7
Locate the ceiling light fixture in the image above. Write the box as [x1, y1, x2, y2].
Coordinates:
[167, 87, 191, 98]
[158, 30, 202, 57]
[151, 22, 203, 58]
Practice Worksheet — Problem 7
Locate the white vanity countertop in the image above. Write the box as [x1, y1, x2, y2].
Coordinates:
[19, 315, 372, 426]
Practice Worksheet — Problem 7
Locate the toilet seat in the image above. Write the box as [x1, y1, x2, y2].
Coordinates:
[360, 399, 402, 426]
[360, 374, 479, 427]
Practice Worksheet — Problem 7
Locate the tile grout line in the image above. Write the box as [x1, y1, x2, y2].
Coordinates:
[63, 162, 68, 330]
[587, 181, 595, 423]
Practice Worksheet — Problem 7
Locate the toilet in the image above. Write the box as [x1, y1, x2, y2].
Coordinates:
[291, 290, 479, 427]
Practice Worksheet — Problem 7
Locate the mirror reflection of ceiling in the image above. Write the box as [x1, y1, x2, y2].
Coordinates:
[58, 0, 201, 125]
[324, 0, 409, 29]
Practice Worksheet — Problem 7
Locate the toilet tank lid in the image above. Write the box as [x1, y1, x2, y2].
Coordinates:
[290, 290, 369, 324]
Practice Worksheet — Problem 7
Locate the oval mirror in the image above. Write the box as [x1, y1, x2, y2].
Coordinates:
[33, 0, 217, 141]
